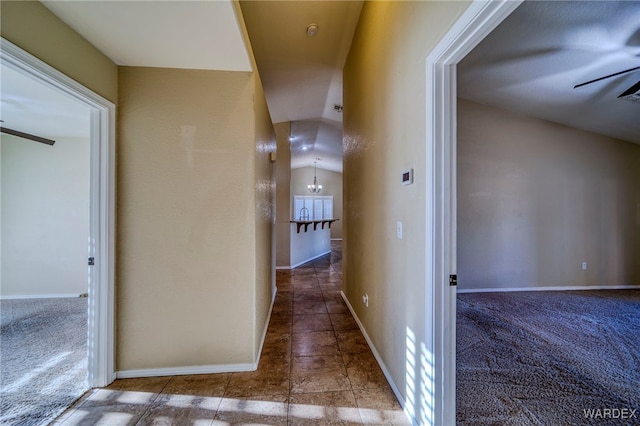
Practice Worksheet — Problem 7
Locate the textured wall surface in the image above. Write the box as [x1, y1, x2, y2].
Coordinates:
[343, 0, 470, 421]
[117, 67, 270, 370]
[274, 122, 292, 268]
[458, 99, 640, 290]
[252, 70, 276, 355]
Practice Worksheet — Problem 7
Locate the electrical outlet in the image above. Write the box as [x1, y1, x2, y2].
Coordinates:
[397, 221, 403, 239]
[581, 262, 587, 270]
[362, 293, 369, 307]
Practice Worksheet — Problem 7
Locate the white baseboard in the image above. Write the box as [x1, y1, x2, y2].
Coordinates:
[0, 293, 83, 300]
[275, 266, 290, 270]
[277, 250, 332, 270]
[255, 287, 277, 364]
[340, 291, 413, 425]
[117, 290, 278, 381]
[457, 284, 639, 294]
[116, 362, 257, 379]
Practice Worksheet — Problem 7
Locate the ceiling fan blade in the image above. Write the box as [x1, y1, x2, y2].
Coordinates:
[618, 80, 640, 103]
[574, 66, 640, 88]
[0, 127, 56, 145]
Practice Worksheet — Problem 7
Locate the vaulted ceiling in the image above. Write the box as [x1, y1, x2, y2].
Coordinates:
[458, 0, 640, 145]
[2, 1, 638, 167]
[3, 0, 360, 172]
[239, 1, 363, 172]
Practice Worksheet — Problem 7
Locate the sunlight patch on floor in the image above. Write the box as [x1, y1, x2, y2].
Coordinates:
[220, 397, 287, 416]
[2, 351, 71, 392]
[60, 390, 408, 425]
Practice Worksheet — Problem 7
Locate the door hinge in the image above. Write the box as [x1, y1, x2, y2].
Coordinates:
[88, 257, 95, 266]
[449, 274, 457, 286]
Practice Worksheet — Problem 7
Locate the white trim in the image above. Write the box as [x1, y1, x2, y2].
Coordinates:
[116, 363, 257, 379]
[457, 285, 639, 294]
[117, 278, 279, 380]
[425, 1, 522, 424]
[341, 292, 412, 424]
[275, 266, 292, 270]
[0, 294, 84, 300]
[330, 238, 343, 241]
[277, 250, 332, 270]
[1, 38, 116, 388]
[255, 288, 277, 364]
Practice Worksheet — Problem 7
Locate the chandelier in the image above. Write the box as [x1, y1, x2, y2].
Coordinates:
[308, 160, 323, 193]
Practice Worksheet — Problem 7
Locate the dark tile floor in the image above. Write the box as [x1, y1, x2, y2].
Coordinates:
[53, 242, 410, 425]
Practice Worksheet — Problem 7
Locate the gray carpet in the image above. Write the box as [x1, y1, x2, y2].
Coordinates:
[456, 290, 640, 425]
[1, 298, 88, 426]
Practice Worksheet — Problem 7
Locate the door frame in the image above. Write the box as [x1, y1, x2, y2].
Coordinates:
[1, 38, 116, 387]
[426, 0, 522, 424]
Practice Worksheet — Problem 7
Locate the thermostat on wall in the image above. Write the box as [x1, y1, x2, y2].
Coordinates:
[402, 169, 414, 186]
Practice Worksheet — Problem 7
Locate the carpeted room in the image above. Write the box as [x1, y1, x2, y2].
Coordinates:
[454, 100, 640, 424]
[454, 1, 640, 423]
[1, 102, 91, 425]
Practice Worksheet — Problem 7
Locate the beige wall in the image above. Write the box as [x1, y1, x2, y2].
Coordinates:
[1, 135, 90, 297]
[343, 0, 470, 417]
[274, 122, 291, 268]
[458, 99, 640, 291]
[252, 71, 276, 354]
[291, 167, 343, 239]
[117, 67, 274, 371]
[3, 0, 276, 373]
[0, 1, 118, 103]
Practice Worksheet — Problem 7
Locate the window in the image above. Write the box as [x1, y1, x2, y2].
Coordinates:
[293, 195, 333, 221]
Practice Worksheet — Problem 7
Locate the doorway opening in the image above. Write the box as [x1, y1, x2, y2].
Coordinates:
[1, 60, 92, 424]
[424, 1, 521, 423]
[1, 37, 115, 396]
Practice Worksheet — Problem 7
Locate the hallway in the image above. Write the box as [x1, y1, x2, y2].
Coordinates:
[54, 242, 409, 425]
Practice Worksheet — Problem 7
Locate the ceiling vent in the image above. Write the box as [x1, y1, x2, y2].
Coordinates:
[618, 80, 640, 104]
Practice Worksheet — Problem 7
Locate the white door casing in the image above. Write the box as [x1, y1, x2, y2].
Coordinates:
[1, 38, 116, 387]
[426, 1, 522, 424]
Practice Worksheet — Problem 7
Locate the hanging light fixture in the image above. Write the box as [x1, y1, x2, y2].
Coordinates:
[308, 159, 323, 193]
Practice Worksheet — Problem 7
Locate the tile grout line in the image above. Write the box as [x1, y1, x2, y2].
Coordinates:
[133, 377, 172, 426]
[285, 272, 294, 425]
[317, 257, 365, 425]
[216, 370, 233, 421]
